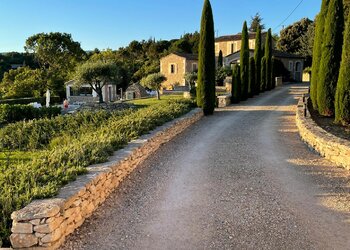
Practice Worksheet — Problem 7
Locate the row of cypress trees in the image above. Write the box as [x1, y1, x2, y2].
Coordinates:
[231, 23, 275, 104]
[311, 0, 350, 125]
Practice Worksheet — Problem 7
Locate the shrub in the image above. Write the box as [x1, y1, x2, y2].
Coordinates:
[231, 64, 241, 103]
[0, 104, 61, 125]
[0, 96, 61, 105]
[0, 99, 193, 246]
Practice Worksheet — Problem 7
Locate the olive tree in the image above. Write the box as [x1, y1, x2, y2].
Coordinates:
[140, 73, 166, 100]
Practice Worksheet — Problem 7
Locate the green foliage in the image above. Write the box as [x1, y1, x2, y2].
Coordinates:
[0, 67, 45, 99]
[0, 52, 38, 81]
[140, 73, 166, 100]
[25, 32, 86, 97]
[317, 0, 344, 116]
[197, 0, 216, 115]
[261, 57, 267, 92]
[231, 64, 241, 103]
[271, 57, 276, 89]
[240, 21, 249, 100]
[0, 104, 61, 125]
[277, 18, 314, 55]
[311, 0, 330, 111]
[298, 21, 315, 67]
[0, 96, 60, 105]
[218, 50, 223, 68]
[75, 61, 121, 103]
[0, 99, 193, 246]
[254, 26, 262, 96]
[265, 29, 273, 91]
[249, 12, 265, 32]
[216, 67, 230, 86]
[249, 57, 256, 97]
[335, 11, 350, 125]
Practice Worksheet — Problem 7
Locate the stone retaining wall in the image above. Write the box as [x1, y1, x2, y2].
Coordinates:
[217, 94, 231, 108]
[9, 108, 203, 249]
[296, 98, 350, 170]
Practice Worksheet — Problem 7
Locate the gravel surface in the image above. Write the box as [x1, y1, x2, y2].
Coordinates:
[62, 84, 350, 250]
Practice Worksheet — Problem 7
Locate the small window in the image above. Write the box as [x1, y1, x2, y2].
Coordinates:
[231, 43, 234, 54]
[295, 62, 301, 72]
[289, 61, 294, 71]
[192, 63, 197, 72]
[170, 64, 176, 74]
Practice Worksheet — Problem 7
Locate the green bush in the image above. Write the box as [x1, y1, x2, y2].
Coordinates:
[0, 99, 193, 246]
[0, 96, 61, 105]
[0, 104, 61, 125]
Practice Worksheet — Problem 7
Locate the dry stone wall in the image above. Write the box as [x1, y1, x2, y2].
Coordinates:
[10, 108, 203, 249]
[296, 98, 350, 170]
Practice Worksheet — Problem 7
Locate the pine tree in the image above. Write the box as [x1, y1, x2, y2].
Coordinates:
[218, 50, 223, 68]
[231, 64, 241, 103]
[249, 57, 255, 97]
[197, 0, 216, 115]
[261, 56, 267, 92]
[335, 11, 350, 125]
[271, 56, 276, 89]
[240, 21, 249, 101]
[265, 28, 273, 91]
[317, 0, 344, 116]
[254, 25, 262, 95]
[310, 0, 330, 110]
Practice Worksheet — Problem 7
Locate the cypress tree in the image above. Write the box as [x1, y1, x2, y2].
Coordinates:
[249, 57, 255, 97]
[218, 50, 223, 68]
[254, 25, 262, 95]
[240, 21, 249, 101]
[265, 28, 273, 91]
[271, 56, 276, 89]
[231, 64, 241, 103]
[197, 0, 216, 115]
[335, 11, 350, 125]
[317, 0, 344, 116]
[261, 56, 267, 92]
[310, 0, 330, 111]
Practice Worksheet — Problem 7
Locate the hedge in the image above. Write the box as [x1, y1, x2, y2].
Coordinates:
[0, 104, 61, 125]
[0, 96, 61, 105]
[0, 99, 193, 246]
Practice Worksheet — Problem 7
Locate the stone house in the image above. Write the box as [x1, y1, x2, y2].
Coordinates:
[224, 49, 304, 82]
[125, 82, 149, 100]
[65, 80, 117, 103]
[215, 32, 269, 57]
[160, 52, 198, 89]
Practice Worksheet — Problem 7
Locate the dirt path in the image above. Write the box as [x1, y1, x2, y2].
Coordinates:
[62, 84, 350, 250]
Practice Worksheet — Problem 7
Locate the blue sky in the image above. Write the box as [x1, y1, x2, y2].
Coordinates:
[0, 0, 321, 52]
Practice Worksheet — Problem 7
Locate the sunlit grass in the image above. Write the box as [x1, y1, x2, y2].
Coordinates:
[125, 94, 184, 107]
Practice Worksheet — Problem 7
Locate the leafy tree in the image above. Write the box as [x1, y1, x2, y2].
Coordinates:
[265, 28, 273, 90]
[231, 64, 241, 103]
[317, 0, 344, 116]
[25, 32, 86, 97]
[277, 18, 313, 55]
[261, 56, 267, 92]
[311, 0, 330, 111]
[335, 11, 350, 125]
[249, 12, 265, 32]
[184, 72, 197, 87]
[140, 73, 166, 100]
[299, 22, 315, 67]
[0, 67, 45, 99]
[249, 57, 256, 97]
[240, 21, 249, 101]
[75, 61, 121, 103]
[254, 25, 262, 95]
[216, 66, 231, 86]
[218, 50, 223, 68]
[197, 0, 216, 115]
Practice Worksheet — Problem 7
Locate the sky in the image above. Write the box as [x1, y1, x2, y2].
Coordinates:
[0, 0, 322, 53]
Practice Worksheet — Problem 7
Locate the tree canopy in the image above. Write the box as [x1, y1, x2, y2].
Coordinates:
[140, 73, 166, 100]
[249, 13, 265, 32]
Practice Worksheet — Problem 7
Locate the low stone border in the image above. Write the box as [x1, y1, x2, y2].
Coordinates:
[296, 98, 350, 170]
[217, 94, 231, 108]
[9, 108, 203, 249]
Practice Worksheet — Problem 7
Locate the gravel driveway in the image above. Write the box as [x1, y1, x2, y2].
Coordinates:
[62, 84, 350, 250]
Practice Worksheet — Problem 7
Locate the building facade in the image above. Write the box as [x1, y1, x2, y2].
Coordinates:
[160, 52, 198, 89]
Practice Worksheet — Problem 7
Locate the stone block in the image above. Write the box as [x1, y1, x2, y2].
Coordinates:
[34, 216, 64, 234]
[10, 233, 38, 248]
[41, 227, 62, 243]
[11, 222, 33, 234]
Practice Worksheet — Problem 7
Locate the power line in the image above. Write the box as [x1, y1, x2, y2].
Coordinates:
[273, 0, 304, 31]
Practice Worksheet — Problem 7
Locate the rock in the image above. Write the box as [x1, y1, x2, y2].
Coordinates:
[34, 216, 64, 233]
[10, 233, 38, 248]
[11, 199, 64, 222]
[30, 219, 41, 226]
[11, 222, 33, 234]
[41, 228, 62, 243]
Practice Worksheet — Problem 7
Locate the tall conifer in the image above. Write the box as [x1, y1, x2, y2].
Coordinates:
[197, 0, 216, 115]
[254, 26, 262, 95]
[261, 56, 267, 92]
[265, 28, 273, 91]
[310, 0, 330, 110]
[240, 21, 249, 100]
[218, 50, 223, 68]
[335, 11, 350, 125]
[317, 0, 344, 116]
[249, 57, 256, 97]
[231, 64, 241, 103]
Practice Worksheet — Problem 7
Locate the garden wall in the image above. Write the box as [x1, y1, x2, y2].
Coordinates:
[296, 98, 350, 170]
[9, 108, 203, 249]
